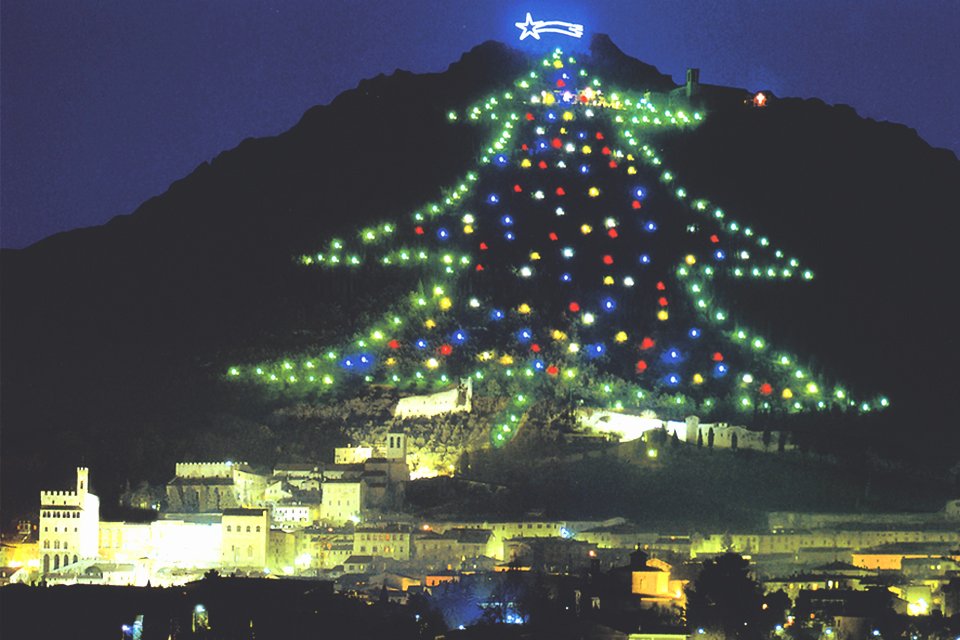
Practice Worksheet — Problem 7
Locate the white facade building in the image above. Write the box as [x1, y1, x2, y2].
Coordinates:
[39, 467, 100, 574]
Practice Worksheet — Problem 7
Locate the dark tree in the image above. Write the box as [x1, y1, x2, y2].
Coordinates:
[762, 429, 771, 450]
[697, 429, 703, 448]
[685, 553, 765, 639]
[708, 427, 715, 449]
[731, 433, 738, 451]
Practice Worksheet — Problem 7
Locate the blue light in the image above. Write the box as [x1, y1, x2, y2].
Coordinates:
[665, 373, 681, 386]
[488, 194, 500, 204]
[517, 328, 533, 343]
[714, 363, 729, 378]
[639, 254, 651, 264]
[579, 164, 590, 175]
[577, 131, 587, 140]
[504, 231, 515, 241]
[533, 359, 545, 370]
[452, 330, 467, 344]
[341, 353, 374, 371]
[601, 297, 617, 312]
[494, 154, 508, 166]
[536, 139, 548, 151]
[490, 309, 504, 321]
[416, 339, 428, 349]
[633, 186, 647, 200]
[714, 249, 726, 260]
[546, 111, 557, 121]
[689, 328, 701, 339]
[561, 273, 572, 282]
[663, 348, 682, 362]
[586, 343, 606, 358]
[501, 214, 514, 226]
[437, 228, 449, 240]
[645, 221, 658, 232]
[559, 526, 573, 539]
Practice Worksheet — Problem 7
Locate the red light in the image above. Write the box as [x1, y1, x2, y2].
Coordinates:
[658, 297, 668, 307]
[546, 365, 559, 376]
[712, 352, 724, 362]
[551, 138, 562, 149]
[603, 255, 614, 265]
[656, 281, 666, 291]
[531, 343, 541, 353]
[607, 229, 618, 239]
[568, 302, 581, 312]
[548, 232, 559, 241]
[521, 143, 529, 151]
[632, 200, 642, 209]
[525, 113, 534, 121]
[556, 78, 566, 88]
[513, 184, 523, 193]
[387, 339, 400, 350]
[601, 146, 611, 155]
[475, 264, 484, 272]
[479, 242, 488, 250]
[710, 234, 720, 243]
[595, 132, 604, 140]
[414, 226, 424, 235]
[759, 383, 773, 396]
[556, 187, 566, 196]
[640, 337, 655, 350]
[439, 344, 453, 356]
[636, 360, 648, 373]
[538, 160, 548, 169]
[609, 161, 618, 169]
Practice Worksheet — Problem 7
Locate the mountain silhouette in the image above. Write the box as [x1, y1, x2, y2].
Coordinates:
[2, 35, 958, 522]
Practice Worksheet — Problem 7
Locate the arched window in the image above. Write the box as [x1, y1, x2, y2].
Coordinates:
[246, 526, 251, 533]
[54, 540, 60, 549]
[43, 555, 50, 573]
[73, 555, 78, 565]
[63, 554, 70, 568]
[53, 555, 60, 570]
[247, 545, 253, 558]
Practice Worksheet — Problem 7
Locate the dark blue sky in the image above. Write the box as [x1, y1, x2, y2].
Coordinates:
[2, 1, 957, 249]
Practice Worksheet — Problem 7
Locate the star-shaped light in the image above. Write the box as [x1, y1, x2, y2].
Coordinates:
[515, 12, 540, 40]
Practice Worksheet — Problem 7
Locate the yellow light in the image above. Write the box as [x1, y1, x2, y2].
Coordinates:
[603, 275, 614, 285]
[582, 145, 592, 154]
[782, 388, 794, 399]
[479, 351, 494, 361]
[805, 382, 819, 394]
[542, 92, 556, 106]
[588, 186, 600, 197]
[463, 225, 474, 234]
[530, 251, 541, 260]
[518, 303, 531, 314]
[657, 309, 669, 321]
[627, 166, 637, 175]
[562, 111, 574, 121]
[426, 358, 439, 369]
[615, 331, 628, 343]
[499, 354, 514, 365]
[385, 357, 396, 366]
[568, 343, 580, 353]
[551, 329, 567, 341]
[439, 297, 452, 311]
[553, 59, 563, 69]
[693, 373, 704, 385]
[424, 318, 437, 329]
[580, 224, 592, 235]
[521, 158, 531, 168]
[685, 254, 697, 265]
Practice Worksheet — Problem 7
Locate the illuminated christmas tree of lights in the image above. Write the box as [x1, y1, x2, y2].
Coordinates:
[227, 49, 887, 447]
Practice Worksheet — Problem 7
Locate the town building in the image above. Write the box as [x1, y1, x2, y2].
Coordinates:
[39, 467, 99, 573]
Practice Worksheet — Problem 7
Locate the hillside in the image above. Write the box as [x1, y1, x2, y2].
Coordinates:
[2, 35, 958, 525]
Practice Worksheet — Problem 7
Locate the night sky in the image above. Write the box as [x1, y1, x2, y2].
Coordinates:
[2, 1, 957, 249]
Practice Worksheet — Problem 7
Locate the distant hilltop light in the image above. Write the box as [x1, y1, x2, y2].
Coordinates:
[515, 12, 584, 41]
